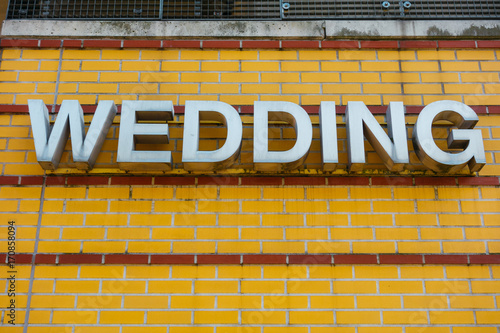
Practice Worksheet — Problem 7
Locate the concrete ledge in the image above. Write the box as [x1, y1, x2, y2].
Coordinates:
[325, 20, 500, 39]
[2, 19, 499, 39]
[1, 20, 325, 39]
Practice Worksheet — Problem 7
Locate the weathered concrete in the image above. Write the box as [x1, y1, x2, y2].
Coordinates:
[1, 20, 325, 39]
[325, 20, 500, 39]
[2, 19, 499, 39]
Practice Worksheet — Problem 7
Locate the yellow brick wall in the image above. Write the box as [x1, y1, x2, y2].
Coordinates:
[2, 264, 500, 330]
[1, 48, 500, 106]
[0, 44, 499, 331]
[1, 184, 499, 255]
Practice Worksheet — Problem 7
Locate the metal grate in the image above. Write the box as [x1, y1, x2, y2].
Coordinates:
[7, 0, 162, 19]
[163, 1, 280, 19]
[7, 0, 500, 20]
[283, 0, 500, 19]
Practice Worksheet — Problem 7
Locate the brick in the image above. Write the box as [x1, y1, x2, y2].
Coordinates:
[383, 311, 428, 324]
[147, 311, 191, 324]
[0, 187, 41, 199]
[62, 39, 82, 48]
[100, 311, 145, 324]
[450, 296, 495, 309]
[327, 177, 369, 186]
[0, 176, 19, 185]
[58, 254, 102, 264]
[421, 73, 460, 82]
[289, 255, 331, 264]
[321, 41, 358, 49]
[418, 201, 459, 213]
[53, 311, 98, 324]
[203, 40, 240, 49]
[430, 311, 475, 324]
[443, 241, 486, 253]
[1, 39, 39, 48]
[462, 201, 500, 213]
[100, 72, 139, 82]
[457, 50, 495, 60]
[469, 254, 500, 264]
[83, 40, 121, 48]
[242, 41, 279, 49]
[334, 255, 377, 264]
[372, 177, 413, 186]
[336, 311, 380, 324]
[243, 201, 283, 213]
[195, 311, 239, 324]
[341, 73, 380, 83]
[56, 280, 100, 293]
[241, 281, 284, 294]
[289, 311, 333, 324]
[400, 41, 438, 49]
[401, 61, 440, 72]
[261, 72, 300, 82]
[217, 296, 262, 309]
[197, 255, 240, 264]
[352, 214, 393, 226]
[171, 295, 215, 309]
[123, 40, 162, 48]
[195, 280, 239, 294]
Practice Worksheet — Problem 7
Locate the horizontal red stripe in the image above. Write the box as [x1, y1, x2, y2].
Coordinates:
[2, 39, 499, 50]
[5, 176, 496, 187]
[0, 104, 497, 115]
[3, 254, 500, 265]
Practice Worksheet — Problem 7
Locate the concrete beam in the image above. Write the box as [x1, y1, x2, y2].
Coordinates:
[1, 20, 325, 39]
[2, 19, 499, 40]
[324, 20, 500, 39]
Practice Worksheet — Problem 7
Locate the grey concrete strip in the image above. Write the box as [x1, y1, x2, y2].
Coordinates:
[2, 19, 500, 39]
[324, 20, 500, 39]
[1, 20, 325, 39]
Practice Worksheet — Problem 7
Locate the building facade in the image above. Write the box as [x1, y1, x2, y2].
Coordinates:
[1, 3, 500, 332]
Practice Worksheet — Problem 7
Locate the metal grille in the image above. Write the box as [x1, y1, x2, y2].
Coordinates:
[163, 1, 280, 19]
[7, 0, 500, 20]
[7, 0, 162, 19]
